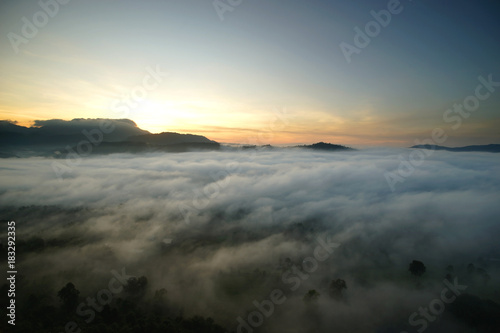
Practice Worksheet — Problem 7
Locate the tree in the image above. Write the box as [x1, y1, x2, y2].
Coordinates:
[329, 279, 347, 299]
[124, 276, 148, 299]
[409, 260, 426, 277]
[153, 288, 168, 315]
[303, 289, 320, 302]
[154, 288, 167, 299]
[57, 282, 80, 312]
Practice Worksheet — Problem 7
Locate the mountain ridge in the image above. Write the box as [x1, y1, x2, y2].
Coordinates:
[410, 144, 500, 153]
[3, 118, 498, 157]
[0, 119, 219, 156]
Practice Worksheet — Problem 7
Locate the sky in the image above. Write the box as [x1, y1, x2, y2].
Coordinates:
[1, 0, 499, 146]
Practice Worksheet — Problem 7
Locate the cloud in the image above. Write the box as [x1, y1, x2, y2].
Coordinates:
[1, 148, 499, 331]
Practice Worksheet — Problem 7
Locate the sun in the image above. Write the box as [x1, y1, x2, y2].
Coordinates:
[135, 100, 166, 119]
[131, 100, 198, 134]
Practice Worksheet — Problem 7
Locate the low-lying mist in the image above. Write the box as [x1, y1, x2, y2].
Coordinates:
[1, 148, 499, 332]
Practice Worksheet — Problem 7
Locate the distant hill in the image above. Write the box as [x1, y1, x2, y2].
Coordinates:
[410, 144, 500, 153]
[223, 142, 354, 152]
[0, 118, 219, 157]
[128, 132, 216, 145]
[0, 121, 29, 134]
[0, 119, 148, 148]
[294, 142, 354, 151]
[1, 118, 356, 157]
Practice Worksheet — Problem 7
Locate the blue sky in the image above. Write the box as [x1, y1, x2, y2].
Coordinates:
[1, 0, 499, 146]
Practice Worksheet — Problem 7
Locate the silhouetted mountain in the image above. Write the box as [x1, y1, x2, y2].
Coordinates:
[128, 132, 216, 145]
[0, 118, 219, 156]
[295, 142, 354, 151]
[0, 119, 149, 152]
[235, 144, 274, 150]
[221, 142, 353, 152]
[411, 144, 500, 153]
[1, 119, 358, 157]
[0, 121, 31, 150]
[0, 120, 29, 134]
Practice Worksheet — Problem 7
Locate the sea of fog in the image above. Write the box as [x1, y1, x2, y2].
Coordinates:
[1, 148, 499, 332]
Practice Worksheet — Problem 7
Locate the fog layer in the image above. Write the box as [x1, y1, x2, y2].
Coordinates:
[1, 148, 499, 332]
